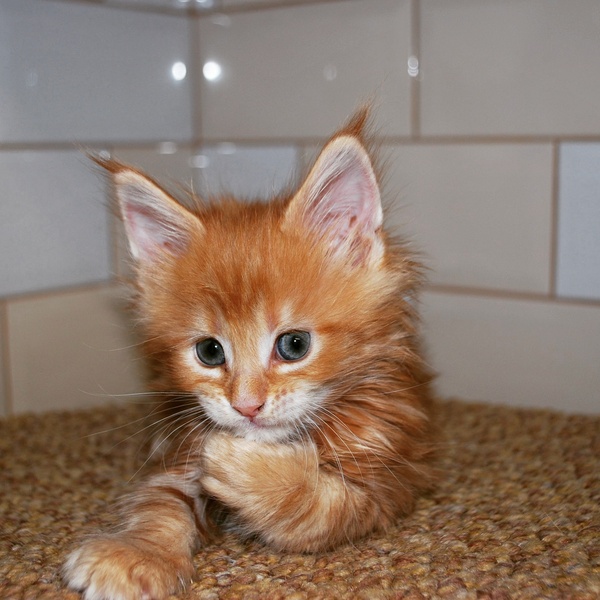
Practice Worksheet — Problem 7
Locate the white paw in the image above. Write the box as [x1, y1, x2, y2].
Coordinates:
[63, 535, 194, 600]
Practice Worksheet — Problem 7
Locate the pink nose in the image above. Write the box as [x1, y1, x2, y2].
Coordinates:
[233, 402, 264, 418]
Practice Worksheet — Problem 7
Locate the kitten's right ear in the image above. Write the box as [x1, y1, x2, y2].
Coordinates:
[108, 165, 202, 264]
[283, 133, 384, 268]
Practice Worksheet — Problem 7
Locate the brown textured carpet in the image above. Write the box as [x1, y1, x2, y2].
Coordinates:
[0, 399, 598, 599]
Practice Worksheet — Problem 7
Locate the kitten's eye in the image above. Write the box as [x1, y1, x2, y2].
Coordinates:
[195, 338, 225, 367]
[276, 331, 311, 362]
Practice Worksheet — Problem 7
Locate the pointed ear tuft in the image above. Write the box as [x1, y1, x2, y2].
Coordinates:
[110, 167, 202, 264]
[340, 104, 371, 139]
[284, 135, 384, 267]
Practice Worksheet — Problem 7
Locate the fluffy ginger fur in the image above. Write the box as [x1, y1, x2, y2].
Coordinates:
[63, 111, 436, 599]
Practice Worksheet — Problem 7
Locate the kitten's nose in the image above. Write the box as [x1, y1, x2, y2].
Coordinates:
[232, 400, 264, 418]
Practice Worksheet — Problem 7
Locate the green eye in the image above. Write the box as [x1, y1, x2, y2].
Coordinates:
[196, 338, 225, 367]
[276, 331, 311, 362]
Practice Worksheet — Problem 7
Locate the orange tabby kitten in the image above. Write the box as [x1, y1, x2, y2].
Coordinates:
[64, 111, 436, 599]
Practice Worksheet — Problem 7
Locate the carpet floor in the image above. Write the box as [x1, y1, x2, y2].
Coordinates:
[0, 399, 598, 599]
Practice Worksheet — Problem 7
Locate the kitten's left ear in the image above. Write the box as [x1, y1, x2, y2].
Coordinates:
[284, 135, 384, 267]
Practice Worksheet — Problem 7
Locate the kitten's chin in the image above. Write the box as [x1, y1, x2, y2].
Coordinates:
[236, 421, 297, 444]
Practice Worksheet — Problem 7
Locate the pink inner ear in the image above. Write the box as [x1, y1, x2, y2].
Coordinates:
[116, 173, 197, 264]
[124, 203, 186, 261]
[302, 136, 382, 247]
[319, 166, 378, 236]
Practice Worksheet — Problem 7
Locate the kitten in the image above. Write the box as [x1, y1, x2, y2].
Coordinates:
[63, 110, 436, 600]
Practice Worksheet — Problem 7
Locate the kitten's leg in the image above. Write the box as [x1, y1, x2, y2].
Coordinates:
[63, 466, 204, 600]
[201, 432, 384, 553]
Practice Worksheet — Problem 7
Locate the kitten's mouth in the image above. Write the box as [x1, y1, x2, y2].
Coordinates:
[237, 415, 292, 442]
[245, 415, 278, 430]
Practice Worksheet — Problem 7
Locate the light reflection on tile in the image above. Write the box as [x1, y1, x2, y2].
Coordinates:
[0, 0, 192, 143]
[197, 0, 412, 139]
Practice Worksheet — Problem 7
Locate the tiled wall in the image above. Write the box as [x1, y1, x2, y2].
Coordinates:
[1, 0, 599, 416]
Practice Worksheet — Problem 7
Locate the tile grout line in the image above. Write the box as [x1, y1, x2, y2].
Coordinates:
[3, 135, 600, 154]
[53, 0, 191, 18]
[425, 283, 600, 309]
[60, 0, 355, 17]
[188, 9, 204, 144]
[209, 0, 355, 17]
[0, 281, 118, 306]
[410, 0, 421, 139]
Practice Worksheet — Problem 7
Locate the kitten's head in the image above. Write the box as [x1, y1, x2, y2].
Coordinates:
[108, 115, 423, 444]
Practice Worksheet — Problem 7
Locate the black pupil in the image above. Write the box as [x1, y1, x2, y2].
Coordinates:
[277, 331, 310, 361]
[196, 338, 225, 366]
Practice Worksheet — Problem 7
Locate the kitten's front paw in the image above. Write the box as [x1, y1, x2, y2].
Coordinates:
[63, 535, 194, 600]
[200, 432, 304, 508]
[200, 432, 252, 505]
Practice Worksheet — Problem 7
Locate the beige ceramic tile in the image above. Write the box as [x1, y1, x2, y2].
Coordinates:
[421, 291, 600, 414]
[0, 0, 192, 143]
[420, 0, 600, 135]
[0, 149, 111, 297]
[7, 286, 148, 414]
[197, 0, 412, 139]
[0, 301, 8, 417]
[384, 143, 553, 293]
[192, 144, 299, 199]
